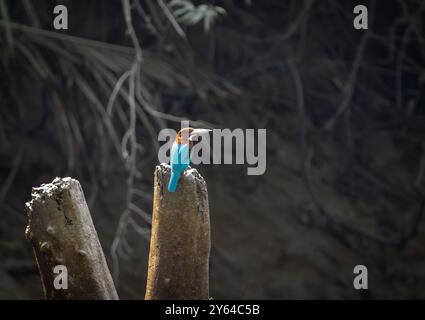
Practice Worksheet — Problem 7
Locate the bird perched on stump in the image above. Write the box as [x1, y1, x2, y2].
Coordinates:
[168, 127, 211, 192]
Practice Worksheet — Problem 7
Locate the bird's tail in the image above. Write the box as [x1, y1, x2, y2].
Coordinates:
[168, 172, 180, 192]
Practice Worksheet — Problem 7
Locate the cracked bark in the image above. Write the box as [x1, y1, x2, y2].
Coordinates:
[25, 177, 118, 300]
[145, 164, 211, 300]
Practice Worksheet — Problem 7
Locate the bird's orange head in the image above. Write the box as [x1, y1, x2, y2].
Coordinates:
[176, 127, 194, 145]
[176, 127, 212, 146]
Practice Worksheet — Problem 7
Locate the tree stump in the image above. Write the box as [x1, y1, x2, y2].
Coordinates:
[145, 164, 211, 300]
[25, 177, 118, 300]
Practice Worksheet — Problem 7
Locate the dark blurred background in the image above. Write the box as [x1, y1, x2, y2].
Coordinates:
[1, 0, 425, 299]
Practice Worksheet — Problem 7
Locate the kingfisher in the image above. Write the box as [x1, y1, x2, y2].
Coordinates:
[168, 127, 211, 192]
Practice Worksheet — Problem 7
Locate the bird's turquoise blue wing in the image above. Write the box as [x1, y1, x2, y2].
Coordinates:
[170, 143, 190, 166]
[178, 143, 190, 165]
[170, 142, 180, 164]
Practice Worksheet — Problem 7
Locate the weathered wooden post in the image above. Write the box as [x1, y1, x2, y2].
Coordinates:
[25, 177, 118, 300]
[145, 164, 211, 300]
